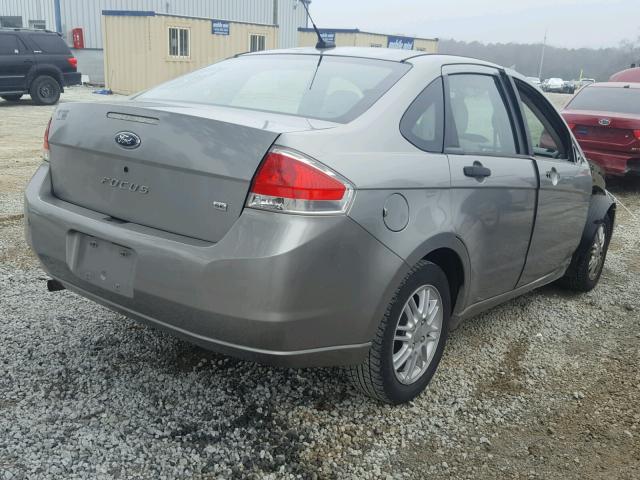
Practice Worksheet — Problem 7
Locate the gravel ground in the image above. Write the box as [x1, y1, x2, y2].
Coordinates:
[1, 88, 639, 479]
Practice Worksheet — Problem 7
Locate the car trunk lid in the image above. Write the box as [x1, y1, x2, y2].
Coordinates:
[563, 109, 640, 153]
[48, 101, 335, 242]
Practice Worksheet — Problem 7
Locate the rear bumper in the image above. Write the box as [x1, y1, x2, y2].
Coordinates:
[583, 148, 640, 176]
[63, 72, 82, 87]
[24, 164, 406, 367]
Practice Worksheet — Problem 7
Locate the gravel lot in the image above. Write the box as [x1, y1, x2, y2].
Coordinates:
[1, 87, 639, 479]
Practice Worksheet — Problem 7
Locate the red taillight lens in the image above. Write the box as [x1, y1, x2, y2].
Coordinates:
[633, 129, 640, 140]
[67, 57, 78, 69]
[247, 147, 353, 214]
[43, 117, 52, 161]
[252, 151, 346, 200]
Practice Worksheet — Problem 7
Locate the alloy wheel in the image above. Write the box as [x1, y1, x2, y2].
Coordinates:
[588, 224, 606, 281]
[392, 285, 443, 385]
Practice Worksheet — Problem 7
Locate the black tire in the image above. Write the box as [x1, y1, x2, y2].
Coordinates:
[347, 260, 451, 404]
[1, 94, 22, 102]
[559, 214, 612, 292]
[29, 75, 61, 105]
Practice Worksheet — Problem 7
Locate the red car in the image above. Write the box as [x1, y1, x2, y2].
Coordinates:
[562, 82, 640, 176]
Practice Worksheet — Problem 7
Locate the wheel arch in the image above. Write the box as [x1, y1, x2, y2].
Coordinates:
[565, 192, 616, 278]
[27, 65, 65, 92]
[581, 192, 616, 251]
[405, 232, 471, 319]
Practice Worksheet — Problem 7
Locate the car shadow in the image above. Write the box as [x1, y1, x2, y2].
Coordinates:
[606, 176, 640, 195]
[0, 98, 38, 107]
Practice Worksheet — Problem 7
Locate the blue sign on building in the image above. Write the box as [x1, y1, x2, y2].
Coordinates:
[387, 35, 414, 50]
[319, 31, 336, 43]
[212, 20, 230, 35]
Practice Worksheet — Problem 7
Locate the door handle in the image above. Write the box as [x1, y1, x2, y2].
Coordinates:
[546, 167, 560, 186]
[463, 164, 492, 178]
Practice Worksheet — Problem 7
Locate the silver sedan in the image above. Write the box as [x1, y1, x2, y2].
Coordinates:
[25, 47, 615, 404]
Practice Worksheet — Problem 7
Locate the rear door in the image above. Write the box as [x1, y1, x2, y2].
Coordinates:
[0, 33, 32, 91]
[513, 79, 592, 286]
[443, 65, 537, 304]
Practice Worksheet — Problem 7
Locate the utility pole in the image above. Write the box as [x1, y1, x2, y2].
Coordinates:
[538, 29, 547, 80]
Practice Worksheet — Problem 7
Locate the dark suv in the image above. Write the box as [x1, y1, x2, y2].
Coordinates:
[0, 28, 81, 105]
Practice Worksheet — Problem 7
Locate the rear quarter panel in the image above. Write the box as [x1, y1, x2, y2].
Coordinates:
[277, 59, 474, 318]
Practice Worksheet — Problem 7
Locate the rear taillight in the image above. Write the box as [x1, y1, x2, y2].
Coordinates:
[246, 147, 354, 214]
[633, 129, 640, 140]
[43, 117, 52, 161]
[67, 57, 78, 69]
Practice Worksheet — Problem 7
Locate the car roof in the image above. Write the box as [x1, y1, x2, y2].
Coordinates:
[245, 46, 429, 62]
[0, 28, 60, 35]
[244, 46, 500, 67]
[587, 82, 640, 89]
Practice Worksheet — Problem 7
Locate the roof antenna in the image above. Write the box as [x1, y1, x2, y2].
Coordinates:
[300, 0, 335, 50]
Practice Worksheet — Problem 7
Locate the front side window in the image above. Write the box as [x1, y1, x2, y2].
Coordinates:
[168, 27, 189, 57]
[137, 55, 411, 123]
[516, 81, 568, 159]
[400, 77, 444, 152]
[446, 74, 517, 156]
[249, 34, 266, 52]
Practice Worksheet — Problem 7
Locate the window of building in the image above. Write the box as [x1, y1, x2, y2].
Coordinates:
[446, 74, 517, 156]
[168, 27, 189, 58]
[29, 20, 46, 30]
[0, 16, 22, 28]
[249, 34, 266, 52]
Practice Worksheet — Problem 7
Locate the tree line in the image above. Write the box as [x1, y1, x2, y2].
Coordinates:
[438, 38, 640, 81]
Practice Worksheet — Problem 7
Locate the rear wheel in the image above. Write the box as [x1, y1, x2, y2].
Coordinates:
[559, 214, 612, 292]
[347, 261, 450, 404]
[29, 75, 61, 105]
[1, 94, 22, 102]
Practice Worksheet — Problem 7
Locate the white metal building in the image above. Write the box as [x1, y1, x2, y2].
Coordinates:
[0, 0, 309, 82]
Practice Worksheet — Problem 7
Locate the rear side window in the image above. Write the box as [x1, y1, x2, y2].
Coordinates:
[446, 74, 517, 156]
[137, 55, 411, 123]
[29, 33, 70, 54]
[0, 34, 25, 55]
[566, 86, 640, 115]
[400, 77, 444, 152]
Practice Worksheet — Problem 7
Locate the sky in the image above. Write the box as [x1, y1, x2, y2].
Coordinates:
[310, 0, 640, 49]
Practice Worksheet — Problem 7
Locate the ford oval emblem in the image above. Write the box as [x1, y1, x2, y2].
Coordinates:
[598, 118, 611, 126]
[114, 131, 141, 149]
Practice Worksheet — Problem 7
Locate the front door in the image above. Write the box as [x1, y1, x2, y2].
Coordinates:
[514, 80, 592, 286]
[443, 65, 537, 304]
[0, 33, 32, 92]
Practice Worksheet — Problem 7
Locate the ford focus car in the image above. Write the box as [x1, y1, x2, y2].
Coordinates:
[25, 48, 615, 404]
[562, 82, 640, 176]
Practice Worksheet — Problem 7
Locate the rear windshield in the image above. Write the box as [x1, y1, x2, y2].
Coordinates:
[136, 55, 411, 123]
[29, 33, 71, 54]
[566, 86, 640, 115]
